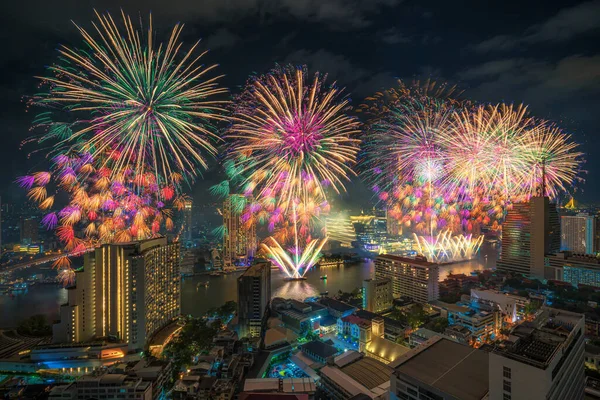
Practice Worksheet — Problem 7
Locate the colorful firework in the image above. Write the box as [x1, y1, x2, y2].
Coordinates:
[227, 65, 361, 211]
[361, 80, 584, 260]
[226, 65, 360, 277]
[30, 11, 227, 191]
[17, 148, 182, 284]
[413, 230, 484, 263]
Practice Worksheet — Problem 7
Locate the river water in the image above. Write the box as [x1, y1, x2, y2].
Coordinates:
[0, 244, 498, 327]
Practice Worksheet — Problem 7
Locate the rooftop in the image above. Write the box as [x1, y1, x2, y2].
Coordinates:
[340, 354, 393, 390]
[341, 315, 371, 328]
[493, 308, 583, 369]
[365, 336, 410, 363]
[392, 337, 489, 400]
[318, 297, 356, 313]
[240, 261, 271, 277]
[301, 340, 339, 359]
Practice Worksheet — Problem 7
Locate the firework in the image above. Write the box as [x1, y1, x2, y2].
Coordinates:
[361, 80, 470, 235]
[17, 149, 178, 285]
[413, 230, 484, 263]
[226, 65, 360, 277]
[227, 65, 360, 211]
[361, 80, 583, 261]
[32, 11, 227, 190]
[444, 104, 584, 200]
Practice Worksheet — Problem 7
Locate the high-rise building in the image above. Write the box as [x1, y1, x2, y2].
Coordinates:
[223, 194, 257, 268]
[362, 278, 393, 313]
[561, 213, 599, 255]
[545, 251, 600, 287]
[53, 237, 180, 350]
[20, 216, 39, 243]
[237, 260, 271, 338]
[488, 308, 584, 400]
[374, 254, 439, 303]
[182, 199, 193, 243]
[497, 196, 560, 278]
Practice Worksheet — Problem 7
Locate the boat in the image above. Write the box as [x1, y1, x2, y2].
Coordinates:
[283, 277, 307, 282]
[197, 281, 209, 288]
[320, 275, 327, 280]
[320, 291, 329, 296]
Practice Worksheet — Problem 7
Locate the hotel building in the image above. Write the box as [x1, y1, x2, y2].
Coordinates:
[53, 237, 180, 350]
[561, 213, 599, 255]
[374, 254, 439, 303]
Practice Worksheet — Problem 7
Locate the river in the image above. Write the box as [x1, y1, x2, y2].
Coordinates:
[0, 243, 498, 327]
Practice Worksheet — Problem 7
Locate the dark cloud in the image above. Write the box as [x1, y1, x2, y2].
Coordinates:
[473, 0, 600, 52]
[378, 28, 411, 44]
[203, 28, 240, 49]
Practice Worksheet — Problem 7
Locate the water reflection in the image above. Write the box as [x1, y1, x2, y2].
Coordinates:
[0, 243, 498, 327]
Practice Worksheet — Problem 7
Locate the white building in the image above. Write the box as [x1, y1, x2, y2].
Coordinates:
[470, 289, 530, 323]
[488, 308, 585, 400]
[561, 213, 598, 255]
[362, 278, 393, 313]
[374, 254, 439, 303]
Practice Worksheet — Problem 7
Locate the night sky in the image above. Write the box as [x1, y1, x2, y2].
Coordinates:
[1, 0, 599, 208]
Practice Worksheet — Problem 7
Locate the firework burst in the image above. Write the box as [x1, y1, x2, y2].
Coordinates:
[226, 65, 360, 277]
[32, 11, 228, 190]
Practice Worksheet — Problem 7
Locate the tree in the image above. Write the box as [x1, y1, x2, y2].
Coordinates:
[406, 305, 427, 330]
[425, 317, 449, 333]
[17, 314, 52, 337]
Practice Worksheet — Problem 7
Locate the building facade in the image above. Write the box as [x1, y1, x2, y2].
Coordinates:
[362, 278, 393, 313]
[53, 237, 180, 350]
[237, 261, 271, 338]
[561, 213, 599, 255]
[374, 254, 439, 303]
[488, 308, 585, 400]
[497, 196, 560, 279]
[223, 194, 257, 268]
[545, 251, 600, 287]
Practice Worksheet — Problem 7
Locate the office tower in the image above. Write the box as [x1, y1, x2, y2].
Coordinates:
[561, 213, 599, 255]
[20, 216, 39, 243]
[223, 194, 257, 268]
[182, 199, 193, 243]
[362, 278, 393, 313]
[497, 196, 560, 278]
[53, 237, 180, 350]
[488, 308, 584, 400]
[374, 254, 439, 303]
[237, 261, 271, 338]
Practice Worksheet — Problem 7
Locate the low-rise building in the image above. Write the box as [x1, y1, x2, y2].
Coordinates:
[49, 373, 153, 400]
[271, 298, 329, 334]
[317, 297, 357, 319]
[586, 344, 600, 370]
[470, 288, 530, 324]
[300, 340, 340, 364]
[319, 351, 392, 400]
[241, 378, 316, 399]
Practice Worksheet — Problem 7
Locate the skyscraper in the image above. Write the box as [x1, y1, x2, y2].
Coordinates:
[223, 194, 257, 268]
[561, 213, 599, 255]
[20, 216, 39, 243]
[497, 196, 560, 279]
[237, 260, 271, 338]
[53, 237, 180, 350]
[374, 254, 439, 303]
[182, 199, 193, 243]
